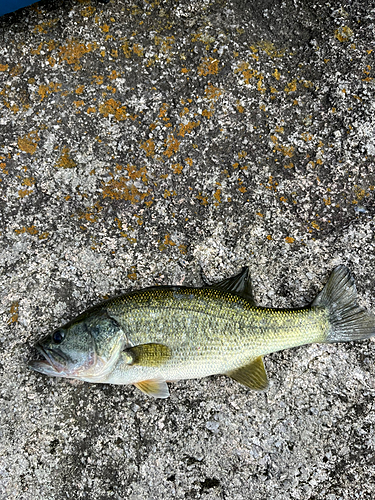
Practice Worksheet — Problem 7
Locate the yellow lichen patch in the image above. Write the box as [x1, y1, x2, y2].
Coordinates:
[284, 80, 297, 93]
[198, 57, 220, 76]
[271, 136, 295, 158]
[163, 135, 180, 158]
[103, 180, 150, 203]
[15, 225, 38, 235]
[335, 26, 353, 42]
[4, 101, 19, 114]
[353, 185, 367, 201]
[285, 237, 295, 244]
[18, 189, 34, 198]
[99, 99, 136, 121]
[127, 266, 137, 280]
[140, 138, 155, 157]
[81, 5, 95, 17]
[86, 106, 96, 114]
[9, 301, 19, 324]
[204, 83, 222, 102]
[92, 75, 104, 85]
[55, 146, 77, 168]
[38, 232, 49, 240]
[181, 67, 189, 74]
[38, 82, 62, 102]
[275, 126, 284, 133]
[18, 131, 40, 154]
[202, 108, 214, 118]
[133, 44, 144, 57]
[0, 64, 9, 71]
[178, 121, 200, 137]
[235, 62, 265, 91]
[33, 19, 58, 34]
[0, 160, 8, 175]
[236, 104, 244, 113]
[171, 163, 183, 174]
[213, 188, 221, 206]
[185, 157, 193, 167]
[103, 167, 150, 204]
[311, 221, 320, 230]
[301, 132, 313, 142]
[59, 40, 98, 71]
[323, 197, 331, 206]
[257, 41, 285, 58]
[74, 100, 85, 107]
[196, 193, 208, 206]
[77, 202, 103, 223]
[178, 244, 187, 254]
[273, 68, 280, 80]
[165, 234, 176, 246]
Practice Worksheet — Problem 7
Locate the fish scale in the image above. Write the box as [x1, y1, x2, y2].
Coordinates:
[30, 265, 375, 399]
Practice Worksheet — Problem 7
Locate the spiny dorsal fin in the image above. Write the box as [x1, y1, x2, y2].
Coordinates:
[210, 267, 255, 304]
[125, 343, 171, 367]
[226, 356, 268, 391]
[134, 379, 170, 398]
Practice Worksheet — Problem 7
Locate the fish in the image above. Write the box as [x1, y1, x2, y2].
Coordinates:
[29, 265, 375, 399]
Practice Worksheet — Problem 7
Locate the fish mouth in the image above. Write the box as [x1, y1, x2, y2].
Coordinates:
[29, 345, 70, 377]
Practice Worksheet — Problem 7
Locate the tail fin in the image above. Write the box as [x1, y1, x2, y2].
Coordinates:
[312, 265, 375, 343]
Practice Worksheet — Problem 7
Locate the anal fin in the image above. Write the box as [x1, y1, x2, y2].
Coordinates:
[226, 356, 269, 391]
[134, 379, 170, 399]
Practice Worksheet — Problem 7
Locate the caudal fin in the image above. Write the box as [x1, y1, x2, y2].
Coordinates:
[312, 265, 375, 343]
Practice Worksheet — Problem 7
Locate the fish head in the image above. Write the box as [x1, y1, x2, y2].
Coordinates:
[29, 309, 125, 381]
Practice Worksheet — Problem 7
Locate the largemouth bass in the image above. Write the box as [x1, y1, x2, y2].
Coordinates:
[29, 265, 375, 398]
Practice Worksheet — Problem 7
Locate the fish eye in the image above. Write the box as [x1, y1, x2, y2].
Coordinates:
[52, 329, 65, 344]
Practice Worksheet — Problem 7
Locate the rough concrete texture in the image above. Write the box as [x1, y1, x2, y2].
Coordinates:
[1, 0, 375, 498]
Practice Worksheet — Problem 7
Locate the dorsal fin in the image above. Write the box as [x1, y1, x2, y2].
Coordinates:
[209, 267, 255, 304]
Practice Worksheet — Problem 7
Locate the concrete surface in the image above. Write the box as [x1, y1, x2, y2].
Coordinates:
[1, 0, 375, 498]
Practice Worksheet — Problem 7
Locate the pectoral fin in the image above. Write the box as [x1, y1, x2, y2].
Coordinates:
[134, 379, 170, 399]
[125, 343, 171, 367]
[226, 356, 269, 391]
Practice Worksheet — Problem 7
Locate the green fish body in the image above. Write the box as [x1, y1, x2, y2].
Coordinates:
[30, 265, 375, 398]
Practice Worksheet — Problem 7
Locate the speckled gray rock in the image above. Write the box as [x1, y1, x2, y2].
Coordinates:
[1, 0, 375, 499]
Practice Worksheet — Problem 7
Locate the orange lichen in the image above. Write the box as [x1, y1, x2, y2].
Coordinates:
[38, 82, 62, 101]
[178, 121, 200, 137]
[15, 226, 38, 235]
[196, 193, 208, 205]
[185, 157, 193, 166]
[55, 147, 77, 168]
[140, 138, 155, 157]
[257, 41, 285, 58]
[171, 163, 183, 174]
[103, 166, 149, 204]
[335, 26, 353, 42]
[18, 131, 40, 154]
[213, 188, 221, 205]
[9, 301, 19, 324]
[0, 64, 9, 71]
[127, 266, 137, 280]
[163, 135, 180, 158]
[178, 244, 187, 254]
[205, 83, 222, 101]
[285, 237, 295, 244]
[99, 99, 136, 121]
[198, 57, 219, 76]
[59, 40, 98, 70]
[284, 80, 297, 93]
